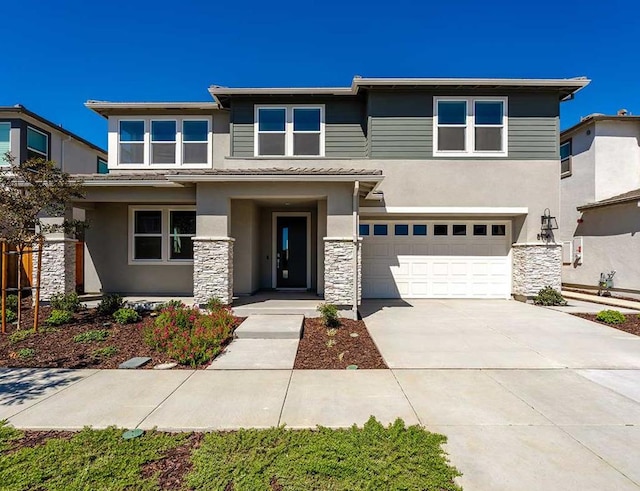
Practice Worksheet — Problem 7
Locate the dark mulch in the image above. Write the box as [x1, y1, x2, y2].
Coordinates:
[141, 432, 203, 490]
[0, 302, 243, 369]
[294, 318, 387, 369]
[4, 430, 74, 453]
[574, 312, 640, 337]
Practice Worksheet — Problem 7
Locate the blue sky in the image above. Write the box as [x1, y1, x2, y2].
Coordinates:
[2, 0, 636, 150]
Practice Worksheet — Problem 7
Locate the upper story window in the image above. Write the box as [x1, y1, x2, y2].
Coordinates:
[434, 97, 507, 157]
[116, 117, 211, 168]
[255, 105, 324, 157]
[0, 123, 10, 165]
[560, 140, 572, 178]
[97, 157, 108, 174]
[27, 126, 49, 160]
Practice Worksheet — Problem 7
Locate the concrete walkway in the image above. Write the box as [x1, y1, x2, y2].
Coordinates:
[562, 290, 640, 311]
[3, 300, 640, 490]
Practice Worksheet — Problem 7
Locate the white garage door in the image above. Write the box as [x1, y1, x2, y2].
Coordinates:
[361, 221, 511, 299]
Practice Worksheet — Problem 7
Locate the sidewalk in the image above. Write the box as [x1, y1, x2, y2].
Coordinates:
[562, 290, 640, 311]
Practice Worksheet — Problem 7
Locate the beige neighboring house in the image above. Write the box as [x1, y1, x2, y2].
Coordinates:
[560, 112, 640, 294]
[33, 76, 590, 311]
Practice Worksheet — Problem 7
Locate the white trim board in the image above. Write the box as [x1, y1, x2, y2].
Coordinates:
[271, 212, 312, 289]
[359, 207, 528, 216]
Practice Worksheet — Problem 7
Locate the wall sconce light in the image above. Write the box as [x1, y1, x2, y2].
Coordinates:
[538, 208, 558, 241]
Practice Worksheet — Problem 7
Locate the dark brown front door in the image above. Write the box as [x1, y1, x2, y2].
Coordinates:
[276, 216, 307, 288]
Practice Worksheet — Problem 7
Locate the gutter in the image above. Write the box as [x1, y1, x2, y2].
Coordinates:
[166, 174, 384, 183]
[577, 196, 640, 211]
[352, 181, 360, 320]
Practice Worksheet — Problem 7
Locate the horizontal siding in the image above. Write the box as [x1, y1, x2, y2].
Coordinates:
[509, 116, 558, 159]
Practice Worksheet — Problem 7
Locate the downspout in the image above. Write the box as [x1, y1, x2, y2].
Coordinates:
[352, 181, 360, 320]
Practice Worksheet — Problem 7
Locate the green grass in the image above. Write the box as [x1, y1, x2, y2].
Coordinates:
[0, 418, 461, 491]
[188, 417, 461, 491]
[0, 422, 186, 491]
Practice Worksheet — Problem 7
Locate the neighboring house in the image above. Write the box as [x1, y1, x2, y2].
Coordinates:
[0, 105, 108, 173]
[35, 76, 589, 310]
[559, 112, 640, 293]
[0, 105, 108, 293]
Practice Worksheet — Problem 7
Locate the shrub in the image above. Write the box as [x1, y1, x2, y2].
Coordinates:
[46, 309, 74, 326]
[113, 308, 141, 325]
[5, 294, 19, 313]
[4, 309, 17, 323]
[73, 329, 110, 343]
[317, 303, 340, 327]
[142, 305, 235, 367]
[17, 348, 34, 359]
[97, 293, 124, 316]
[205, 297, 225, 312]
[532, 286, 567, 306]
[596, 309, 626, 324]
[49, 292, 82, 313]
[9, 329, 32, 344]
[155, 299, 185, 311]
[92, 346, 117, 359]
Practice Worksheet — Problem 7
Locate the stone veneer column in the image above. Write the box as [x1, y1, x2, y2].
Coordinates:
[324, 238, 361, 306]
[33, 238, 77, 302]
[192, 237, 234, 305]
[512, 243, 562, 299]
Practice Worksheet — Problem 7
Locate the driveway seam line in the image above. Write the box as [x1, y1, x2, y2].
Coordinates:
[5, 369, 101, 421]
[389, 369, 423, 427]
[277, 369, 294, 427]
[134, 370, 197, 429]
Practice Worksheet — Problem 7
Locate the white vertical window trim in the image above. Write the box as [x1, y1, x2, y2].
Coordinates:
[254, 105, 325, 157]
[115, 117, 212, 169]
[433, 96, 508, 158]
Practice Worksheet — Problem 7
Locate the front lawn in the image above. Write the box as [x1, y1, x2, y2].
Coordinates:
[0, 418, 462, 491]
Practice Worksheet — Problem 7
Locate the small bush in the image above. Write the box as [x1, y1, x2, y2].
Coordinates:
[113, 308, 141, 325]
[73, 329, 110, 343]
[5, 294, 19, 313]
[205, 297, 225, 312]
[155, 299, 185, 311]
[533, 286, 567, 306]
[596, 309, 626, 324]
[97, 293, 124, 316]
[142, 305, 235, 367]
[9, 330, 32, 344]
[317, 303, 340, 327]
[92, 346, 117, 359]
[46, 309, 74, 326]
[4, 309, 17, 323]
[17, 348, 34, 359]
[49, 292, 82, 313]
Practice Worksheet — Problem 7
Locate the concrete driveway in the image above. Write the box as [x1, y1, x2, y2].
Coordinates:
[362, 299, 640, 490]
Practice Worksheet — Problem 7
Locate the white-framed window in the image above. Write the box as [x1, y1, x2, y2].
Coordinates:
[129, 206, 196, 264]
[254, 105, 325, 157]
[0, 122, 10, 165]
[560, 140, 572, 178]
[116, 117, 212, 168]
[26, 126, 49, 160]
[433, 97, 508, 157]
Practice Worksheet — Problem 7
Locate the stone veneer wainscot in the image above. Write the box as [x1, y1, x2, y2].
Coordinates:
[323, 237, 362, 306]
[512, 243, 562, 298]
[192, 237, 234, 305]
[32, 238, 77, 301]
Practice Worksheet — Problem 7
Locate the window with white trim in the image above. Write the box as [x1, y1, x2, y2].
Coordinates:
[434, 97, 507, 157]
[255, 105, 324, 157]
[560, 140, 572, 178]
[0, 123, 10, 165]
[26, 126, 49, 160]
[130, 207, 196, 263]
[116, 117, 211, 167]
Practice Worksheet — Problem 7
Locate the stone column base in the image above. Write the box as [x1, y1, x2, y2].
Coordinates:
[32, 238, 77, 302]
[324, 237, 361, 306]
[512, 243, 562, 299]
[192, 237, 234, 305]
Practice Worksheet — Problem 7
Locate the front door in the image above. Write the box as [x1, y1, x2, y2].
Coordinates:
[276, 216, 307, 288]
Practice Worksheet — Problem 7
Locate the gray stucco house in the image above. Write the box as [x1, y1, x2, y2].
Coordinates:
[559, 112, 640, 294]
[36, 76, 590, 310]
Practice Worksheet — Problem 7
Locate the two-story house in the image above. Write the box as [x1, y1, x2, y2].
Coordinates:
[0, 105, 107, 293]
[37, 77, 588, 312]
[559, 112, 640, 294]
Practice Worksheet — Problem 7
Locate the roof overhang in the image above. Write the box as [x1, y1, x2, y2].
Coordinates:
[85, 101, 221, 118]
[360, 206, 529, 216]
[562, 115, 640, 140]
[577, 193, 640, 211]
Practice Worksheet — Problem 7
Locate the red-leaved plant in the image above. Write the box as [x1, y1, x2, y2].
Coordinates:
[142, 305, 235, 367]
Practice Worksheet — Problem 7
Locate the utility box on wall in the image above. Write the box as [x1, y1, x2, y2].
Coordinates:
[573, 236, 584, 265]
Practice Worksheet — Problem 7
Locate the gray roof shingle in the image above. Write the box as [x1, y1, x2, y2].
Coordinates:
[578, 188, 640, 211]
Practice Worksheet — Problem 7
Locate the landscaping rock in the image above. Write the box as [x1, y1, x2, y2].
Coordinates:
[153, 362, 178, 370]
[118, 357, 152, 369]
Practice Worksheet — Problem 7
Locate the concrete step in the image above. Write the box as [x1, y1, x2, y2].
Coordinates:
[234, 314, 304, 340]
[233, 306, 320, 317]
[207, 339, 299, 370]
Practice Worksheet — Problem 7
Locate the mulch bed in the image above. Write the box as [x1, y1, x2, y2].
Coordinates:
[574, 312, 640, 337]
[294, 318, 387, 369]
[141, 432, 203, 490]
[0, 302, 243, 369]
[4, 430, 74, 454]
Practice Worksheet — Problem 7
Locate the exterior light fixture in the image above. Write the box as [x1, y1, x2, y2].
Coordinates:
[538, 208, 558, 241]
